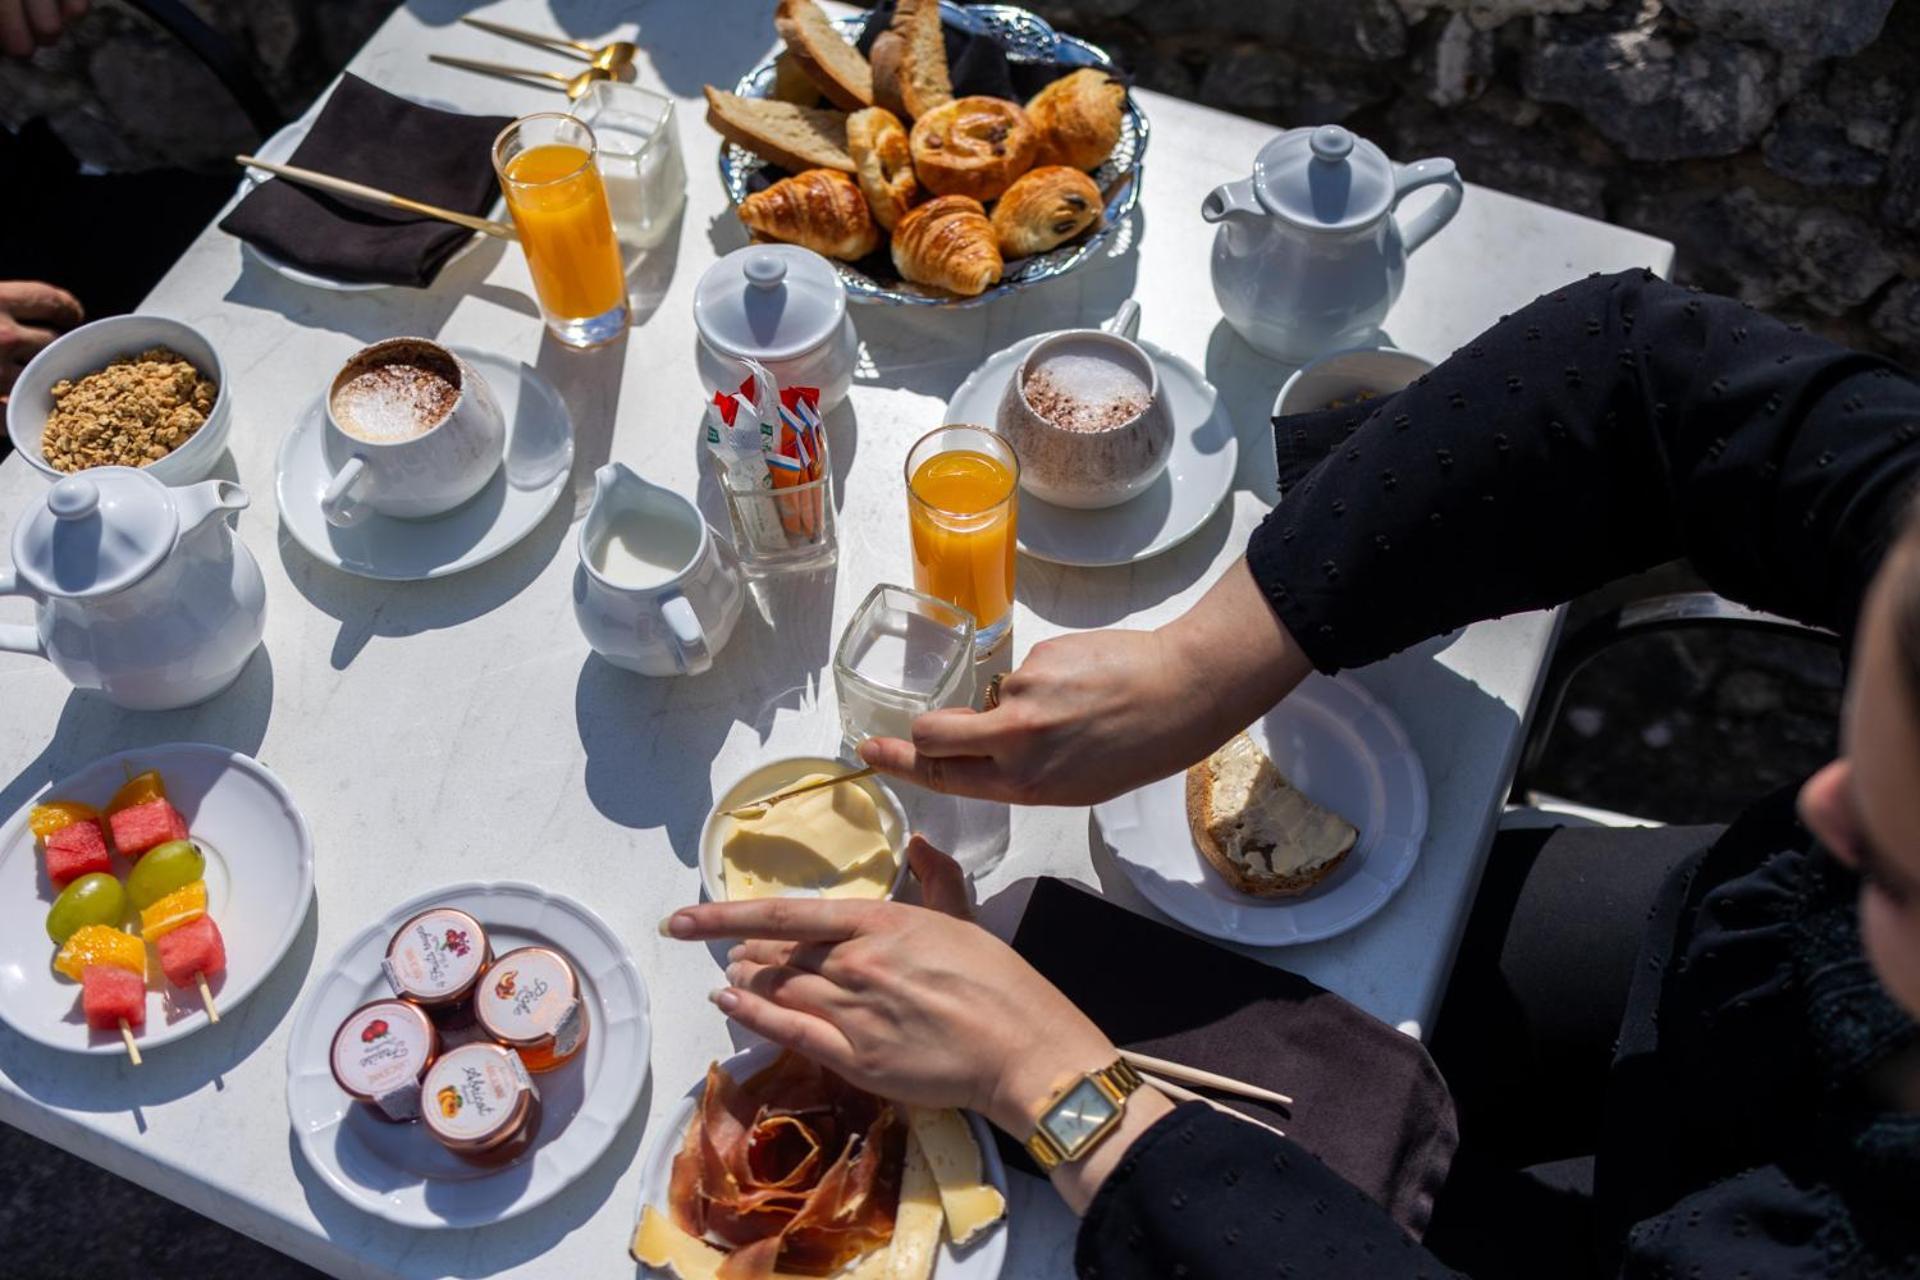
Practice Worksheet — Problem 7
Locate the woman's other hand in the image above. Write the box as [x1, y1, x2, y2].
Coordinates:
[0, 281, 83, 404]
[0, 0, 87, 59]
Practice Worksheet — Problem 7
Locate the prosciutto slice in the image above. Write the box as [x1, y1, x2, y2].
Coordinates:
[669, 1052, 905, 1279]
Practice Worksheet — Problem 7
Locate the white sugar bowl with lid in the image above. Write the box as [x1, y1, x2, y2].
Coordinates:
[0, 467, 266, 710]
[694, 245, 856, 412]
[1203, 124, 1463, 364]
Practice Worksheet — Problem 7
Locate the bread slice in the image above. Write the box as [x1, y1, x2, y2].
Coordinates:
[1186, 732, 1358, 898]
[704, 87, 855, 173]
[873, 0, 951, 120]
[775, 0, 873, 111]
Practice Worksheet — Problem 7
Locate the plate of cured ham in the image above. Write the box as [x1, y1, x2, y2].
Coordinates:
[630, 1043, 1010, 1279]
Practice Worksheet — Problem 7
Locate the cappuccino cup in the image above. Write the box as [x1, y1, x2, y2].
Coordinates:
[320, 338, 506, 527]
[996, 329, 1173, 509]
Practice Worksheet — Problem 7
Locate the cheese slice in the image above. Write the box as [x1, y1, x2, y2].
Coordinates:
[907, 1107, 1006, 1247]
[723, 776, 895, 900]
[882, 1131, 943, 1280]
[630, 1207, 892, 1280]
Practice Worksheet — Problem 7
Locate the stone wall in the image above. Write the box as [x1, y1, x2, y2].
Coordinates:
[1028, 0, 1920, 366]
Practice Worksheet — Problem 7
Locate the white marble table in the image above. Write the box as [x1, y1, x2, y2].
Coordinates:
[0, 2, 1674, 1276]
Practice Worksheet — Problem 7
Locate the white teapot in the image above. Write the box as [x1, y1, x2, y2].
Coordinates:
[1203, 124, 1463, 364]
[0, 468, 266, 710]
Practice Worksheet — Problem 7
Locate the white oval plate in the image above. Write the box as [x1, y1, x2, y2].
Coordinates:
[633, 1042, 1008, 1279]
[0, 744, 315, 1054]
[1093, 674, 1429, 946]
[945, 334, 1237, 567]
[238, 105, 500, 292]
[285, 881, 650, 1228]
[275, 348, 574, 581]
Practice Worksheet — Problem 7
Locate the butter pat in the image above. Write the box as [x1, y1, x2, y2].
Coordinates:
[907, 1107, 1006, 1246]
[722, 775, 895, 900]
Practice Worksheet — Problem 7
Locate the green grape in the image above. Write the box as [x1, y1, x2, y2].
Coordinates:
[127, 840, 205, 910]
[46, 873, 129, 944]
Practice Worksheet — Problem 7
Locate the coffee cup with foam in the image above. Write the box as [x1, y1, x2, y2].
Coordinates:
[995, 328, 1174, 509]
[319, 338, 506, 527]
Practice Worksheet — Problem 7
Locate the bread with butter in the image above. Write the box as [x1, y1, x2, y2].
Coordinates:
[1185, 732, 1357, 897]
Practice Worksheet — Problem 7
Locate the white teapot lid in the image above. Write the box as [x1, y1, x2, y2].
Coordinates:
[12, 468, 177, 599]
[694, 244, 847, 362]
[1252, 124, 1396, 231]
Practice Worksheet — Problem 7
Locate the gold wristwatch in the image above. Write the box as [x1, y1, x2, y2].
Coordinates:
[1024, 1058, 1145, 1171]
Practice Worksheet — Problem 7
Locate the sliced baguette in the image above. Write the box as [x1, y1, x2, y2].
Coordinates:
[1185, 732, 1357, 898]
[874, 0, 952, 120]
[775, 0, 873, 111]
[704, 87, 855, 173]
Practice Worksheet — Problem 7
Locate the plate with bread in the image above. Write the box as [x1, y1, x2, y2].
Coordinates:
[1093, 674, 1429, 947]
[705, 0, 1147, 306]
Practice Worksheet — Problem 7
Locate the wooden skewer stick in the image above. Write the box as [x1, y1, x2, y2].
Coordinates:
[233, 155, 519, 240]
[1121, 1049, 1293, 1109]
[197, 972, 220, 1023]
[725, 767, 877, 819]
[119, 1019, 142, 1066]
[1139, 1071, 1282, 1139]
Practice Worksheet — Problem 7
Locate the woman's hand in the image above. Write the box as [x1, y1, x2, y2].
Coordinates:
[859, 559, 1312, 807]
[661, 839, 1118, 1138]
[0, 281, 83, 404]
[0, 0, 86, 59]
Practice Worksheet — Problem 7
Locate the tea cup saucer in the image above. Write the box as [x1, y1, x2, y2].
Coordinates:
[275, 348, 574, 581]
[944, 335, 1238, 567]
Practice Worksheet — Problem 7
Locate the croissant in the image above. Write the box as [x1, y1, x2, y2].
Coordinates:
[908, 96, 1038, 203]
[991, 166, 1103, 258]
[1027, 68, 1126, 171]
[891, 195, 1002, 297]
[846, 106, 920, 232]
[737, 169, 880, 261]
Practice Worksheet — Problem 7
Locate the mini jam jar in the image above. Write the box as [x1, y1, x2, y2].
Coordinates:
[329, 998, 439, 1122]
[420, 1042, 542, 1166]
[475, 946, 590, 1073]
[382, 907, 491, 1026]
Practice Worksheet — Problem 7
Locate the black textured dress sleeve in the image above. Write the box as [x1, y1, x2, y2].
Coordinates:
[1077, 1104, 1463, 1279]
[1247, 269, 1920, 672]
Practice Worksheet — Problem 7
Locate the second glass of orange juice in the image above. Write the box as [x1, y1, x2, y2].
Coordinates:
[492, 113, 629, 348]
[906, 425, 1019, 654]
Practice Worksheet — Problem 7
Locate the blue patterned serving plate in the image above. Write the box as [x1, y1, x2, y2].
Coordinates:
[720, 2, 1149, 308]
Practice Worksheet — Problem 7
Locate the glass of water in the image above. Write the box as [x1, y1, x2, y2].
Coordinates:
[833, 585, 977, 754]
[568, 79, 686, 252]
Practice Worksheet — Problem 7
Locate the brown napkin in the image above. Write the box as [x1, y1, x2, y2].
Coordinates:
[1008, 877, 1458, 1237]
[220, 74, 512, 288]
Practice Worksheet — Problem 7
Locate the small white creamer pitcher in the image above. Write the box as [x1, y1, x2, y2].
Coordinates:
[573, 463, 745, 676]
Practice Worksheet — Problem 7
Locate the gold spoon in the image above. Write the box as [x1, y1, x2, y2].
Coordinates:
[460, 17, 637, 75]
[429, 55, 612, 101]
[726, 767, 878, 820]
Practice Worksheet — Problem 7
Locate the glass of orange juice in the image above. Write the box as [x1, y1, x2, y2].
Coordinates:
[492, 113, 629, 348]
[906, 425, 1019, 654]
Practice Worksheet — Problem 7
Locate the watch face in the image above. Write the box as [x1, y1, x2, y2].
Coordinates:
[1043, 1078, 1118, 1155]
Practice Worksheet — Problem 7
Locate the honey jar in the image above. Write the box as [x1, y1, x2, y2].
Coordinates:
[420, 1042, 541, 1166]
[329, 998, 438, 1122]
[475, 946, 590, 1073]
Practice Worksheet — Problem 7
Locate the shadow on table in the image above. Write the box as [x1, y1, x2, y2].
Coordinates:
[0, 889, 317, 1119]
[1015, 501, 1233, 629]
[289, 1069, 654, 1277]
[533, 326, 631, 521]
[220, 242, 495, 347]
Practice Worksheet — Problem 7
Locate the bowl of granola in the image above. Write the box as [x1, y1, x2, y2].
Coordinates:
[7, 314, 230, 485]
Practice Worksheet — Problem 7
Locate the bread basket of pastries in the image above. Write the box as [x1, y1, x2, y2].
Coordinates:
[707, 0, 1148, 307]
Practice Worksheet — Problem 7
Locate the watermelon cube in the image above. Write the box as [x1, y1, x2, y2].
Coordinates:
[108, 798, 188, 858]
[156, 915, 225, 987]
[43, 819, 111, 886]
[81, 965, 146, 1030]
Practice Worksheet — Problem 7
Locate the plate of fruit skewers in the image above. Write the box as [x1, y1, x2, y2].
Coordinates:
[0, 744, 315, 1057]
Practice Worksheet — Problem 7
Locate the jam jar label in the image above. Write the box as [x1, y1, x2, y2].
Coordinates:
[384, 911, 483, 999]
[332, 1002, 431, 1119]
[423, 1046, 532, 1141]
[479, 950, 579, 1048]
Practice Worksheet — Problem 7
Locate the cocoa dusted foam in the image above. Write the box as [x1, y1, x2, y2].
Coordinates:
[1021, 350, 1150, 432]
[330, 340, 462, 443]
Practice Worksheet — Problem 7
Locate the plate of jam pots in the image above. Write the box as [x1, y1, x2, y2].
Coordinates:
[0, 743, 314, 1055]
[284, 881, 651, 1228]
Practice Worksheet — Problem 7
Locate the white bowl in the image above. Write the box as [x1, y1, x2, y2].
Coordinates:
[699, 756, 912, 904]
[7, 314, 233, 485]
[1273, 345, 1435, 421]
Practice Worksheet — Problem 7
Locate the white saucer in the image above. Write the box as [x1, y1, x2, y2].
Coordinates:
[944, 335, 1238, 567]
[1093, 674, 1429, 947]
[0, 744, 315, 1055]
[633, 1042, 1008, 1279]
[285, 881, 651, 1229]
[238, 102, 501, 292]
[275, 348, 574, 581]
